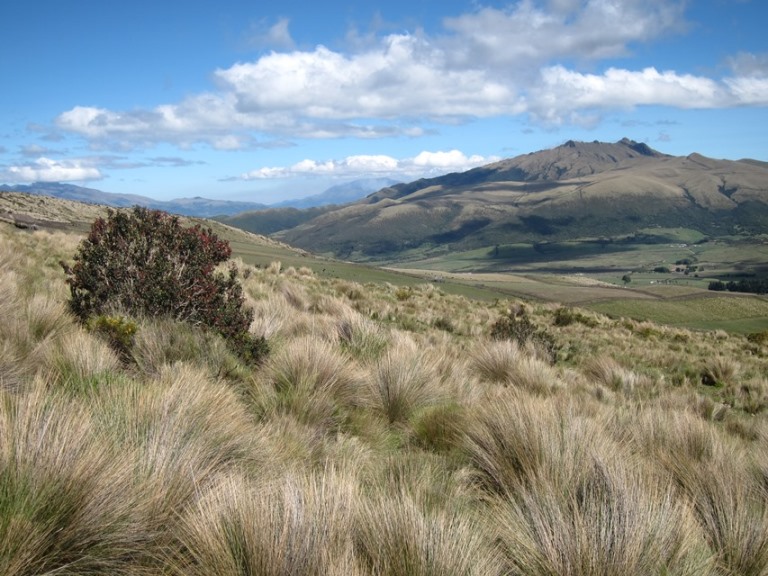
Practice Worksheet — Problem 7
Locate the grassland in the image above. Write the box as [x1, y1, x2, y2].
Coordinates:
[3, 204, 768, 574]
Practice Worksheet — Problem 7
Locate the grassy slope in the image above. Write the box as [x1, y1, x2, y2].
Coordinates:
[3, 212, 768, 574]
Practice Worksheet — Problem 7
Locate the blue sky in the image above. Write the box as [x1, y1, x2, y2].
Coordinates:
[1, 0, 767, 203]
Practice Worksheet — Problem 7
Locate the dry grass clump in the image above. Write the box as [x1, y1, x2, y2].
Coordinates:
[616, 407, 724, 464]
[355, 488, 503, 576]
[259, 335, 363, 431]
[170, 469, 360, 576]
[701, 355, 741, 387]
[0, 382, 145, 575]
[489, 460, 712, 576]
[365, 336, 447, 426]
[669, 456, 768, 576]
[471, 339, 524, 383]
[582, 355, 654, 394]
[462, 391, 618, 495]
[44, 328, 123, 390]
[130, 317, 249, 381]
[470, 340, 559, 394]
[84, 363, 268, 562]
[337, 311, 391, 360]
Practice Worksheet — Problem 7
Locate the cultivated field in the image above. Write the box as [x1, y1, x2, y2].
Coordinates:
[2, 204, 768, 575]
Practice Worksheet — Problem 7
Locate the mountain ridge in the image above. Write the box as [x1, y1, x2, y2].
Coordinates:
[270, 138, 768, 260]
[0, 177, 395, 218]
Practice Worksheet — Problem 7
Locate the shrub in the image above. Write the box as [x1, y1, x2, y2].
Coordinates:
[490, 307, 556, 361]
[553, 306, 598, 328]
[432, 316, 456, 333]
[86, 314, 137, 361]
[61, 207, 267, 365]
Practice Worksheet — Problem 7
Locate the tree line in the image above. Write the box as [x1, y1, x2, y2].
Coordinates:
[708, 278, 768, 295]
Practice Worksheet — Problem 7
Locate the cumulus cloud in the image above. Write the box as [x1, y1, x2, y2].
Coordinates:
[442, 0, 685, 68]
[216, 35, 518, 120]
[3, 157, 102, 182]
[50, 1, 768, 149]
[529, 66, 728, 123]
[239, 150, 497, 180]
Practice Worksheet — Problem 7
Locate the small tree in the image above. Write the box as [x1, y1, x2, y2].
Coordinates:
[61, 207, 268, 365]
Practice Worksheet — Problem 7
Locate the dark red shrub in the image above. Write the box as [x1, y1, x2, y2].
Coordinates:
[62, 207, 268, 365]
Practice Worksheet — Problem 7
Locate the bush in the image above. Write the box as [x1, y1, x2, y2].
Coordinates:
[61, 207, 268, 365]
[86, 314, 137, 362]
[490, 307, 557, 361]
[552, 306, 598, 328]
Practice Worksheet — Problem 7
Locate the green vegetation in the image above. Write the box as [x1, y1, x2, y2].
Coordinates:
[588, 295, 768, 333]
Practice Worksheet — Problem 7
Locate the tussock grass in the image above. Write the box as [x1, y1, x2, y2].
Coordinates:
[260, 336, 363, 431]
[471, 339, 524, 383]
[701, 355, 741, 387]
[170, 469, 359, 576]
[131, 317, 249, 381]
[670, 456, 768, 576]
[489, 459, 712, 576]
[355, 488, 503, 576]
[463, 391, 618, 495]
[3, 215, 768, 573]
[366, 337, 446, 426]
[44, 328, 123, 390]
[337, 311, 390, 360]
[470, 339, 559, 394]
[582, 355, 654, 394]
[0, 382, 145, 575]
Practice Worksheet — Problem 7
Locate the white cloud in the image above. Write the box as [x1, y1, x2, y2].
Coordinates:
[239, 150, 497, 180]
[50, 1, 766, 149]
[3, 157, 102, 182]
[529, 66, 728, 124]
[412, 150, 487, 169]
[724, 76, 768, 105]
[441, 0, 685, 68]
[215, 35, 518, 120]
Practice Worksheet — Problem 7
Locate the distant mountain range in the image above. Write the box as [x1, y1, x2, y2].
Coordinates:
[271, 178, 400, 208]
[0, 177, 399, 218]
[262, 138, 768, 260]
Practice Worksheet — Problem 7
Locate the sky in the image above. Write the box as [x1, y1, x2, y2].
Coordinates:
[1, 0, 767, 203]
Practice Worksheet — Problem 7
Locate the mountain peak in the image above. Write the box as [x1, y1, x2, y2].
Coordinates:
[618, 137, 661, 157]
[486, 138, 665, 183]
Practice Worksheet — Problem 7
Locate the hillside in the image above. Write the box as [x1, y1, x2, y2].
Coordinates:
[2, 194, 768, 574]
[270, 139, 768, 261]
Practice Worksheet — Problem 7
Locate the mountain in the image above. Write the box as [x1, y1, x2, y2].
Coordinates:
[0, 177, 399, 217]
[0, 182, 268, 217]
[214, 178, 401, 235]
[270, 138, 768, 260]
[273, 177, 401, 208]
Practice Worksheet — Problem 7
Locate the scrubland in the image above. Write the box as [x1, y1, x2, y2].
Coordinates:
[2, 222, 768, 575]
